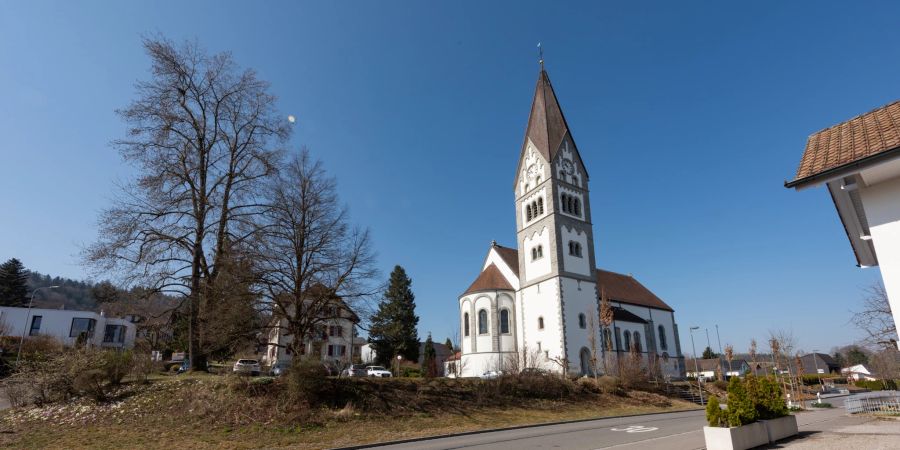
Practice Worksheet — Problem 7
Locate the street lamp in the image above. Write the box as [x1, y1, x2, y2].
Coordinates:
[16, 285, 59, 367]
[689, 326, 704, 405]
[811, 349, 822, 392]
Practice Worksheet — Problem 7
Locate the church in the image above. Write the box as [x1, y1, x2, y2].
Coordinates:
[453, 67, 686, 379]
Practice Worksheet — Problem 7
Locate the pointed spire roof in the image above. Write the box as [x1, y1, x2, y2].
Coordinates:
[514, 69, 588, 187]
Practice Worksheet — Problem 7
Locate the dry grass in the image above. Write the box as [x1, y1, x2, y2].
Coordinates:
[0, 375, 699, 449]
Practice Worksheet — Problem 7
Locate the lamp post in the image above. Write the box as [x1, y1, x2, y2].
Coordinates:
[396, 354, 403, 377]
[16, 285, 59, 367]
[689, 326, 704, 405]
[811, 349, 822, 392]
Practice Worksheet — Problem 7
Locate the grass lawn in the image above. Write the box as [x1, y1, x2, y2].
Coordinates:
[0, 375, 700, 449]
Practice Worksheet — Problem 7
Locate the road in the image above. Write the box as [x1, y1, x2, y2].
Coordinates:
[363, 397, 860, 450]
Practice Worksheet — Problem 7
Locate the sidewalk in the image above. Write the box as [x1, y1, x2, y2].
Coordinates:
[776, 407, 900, 449]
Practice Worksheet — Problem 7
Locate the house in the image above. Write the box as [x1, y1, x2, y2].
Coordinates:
[750, 361, 777, 377]
[360, 341, 454, 375]
[262, 297, 364, 370]
[685, 358, 750, 379]
[453, 66, 685, 379]
[0, 305, 136, 349]
[798, 353, 841, 375]
[786, 101, 900, 347]
[842, 363, 877, 381]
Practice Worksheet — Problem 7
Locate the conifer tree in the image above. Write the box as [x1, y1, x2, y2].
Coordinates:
[368, 265, 420, 366]
[0, 258, 29, 306]
[444, 337, 455, 352]
[423, 333, 437, 377]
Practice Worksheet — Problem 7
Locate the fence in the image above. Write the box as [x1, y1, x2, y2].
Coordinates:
[844, 391, 900, 414]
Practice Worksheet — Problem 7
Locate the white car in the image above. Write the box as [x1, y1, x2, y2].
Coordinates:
[233, 359, 261, 376]
[366, 365, 392, 377]
[480, 370, 503, 380]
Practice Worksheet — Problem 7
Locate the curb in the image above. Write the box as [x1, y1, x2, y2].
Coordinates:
[331, 407, 705, 449]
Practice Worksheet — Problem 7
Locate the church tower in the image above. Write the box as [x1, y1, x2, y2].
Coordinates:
[513, 68, 599, 374]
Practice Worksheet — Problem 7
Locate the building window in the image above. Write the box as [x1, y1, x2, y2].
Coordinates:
[537, 197, 544, 214]
[603, 328, 613, 350]
[29, 316, 42, 336]
[658, 325, 667, 350]
[478, 309, 488, 334]
[103, 324, 126, 344]
[532, 245, 543, 260]
[500, 309, 510, 334]
[578, 313, 586, 329]
[568, 241, 582, 257]
[69, 318, 96, 338]
[526, 204, 533, 221]
[327, 345, 334, 356]
[633, 332, 642, 353]
[561, 193, 569, 213]
[463, 312, 470, 336]
[573, 198, 581, 216]
[623, 330, 631, 351]
[538, 316, 544, 330]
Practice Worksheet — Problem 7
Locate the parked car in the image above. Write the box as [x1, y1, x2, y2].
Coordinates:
[269, 361, 291, 377]
[340, 364, 368, 377]
[366, 365, 392, 377]
[233, 359, 261, 376]
[176, 359, 189, 374]
[480, 370, 503, 380]
[520, 367, 550, 377]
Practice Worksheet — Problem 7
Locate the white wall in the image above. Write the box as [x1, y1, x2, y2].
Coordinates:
[519, 279, 562, 370]
[473, 295, 493, 351]
[859, 175, 900, 344]
[560, 226, 590, 276]
[0, 306, 136, 348]
[523, 226, 552, 281]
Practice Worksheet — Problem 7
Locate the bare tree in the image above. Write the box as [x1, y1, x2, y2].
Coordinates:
[724, 344, 734, 377]
[252, 150, 377, 364]
[599, 287, 615, 375]
[749, 339, 758, 366]
[587, 307, 600, 379]
[84, 37, 289, 369]
[852, 281, 897, 347]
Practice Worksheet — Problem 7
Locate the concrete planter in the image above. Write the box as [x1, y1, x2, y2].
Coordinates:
[702, 422, 769, 450]
[760, 415, 798, 443]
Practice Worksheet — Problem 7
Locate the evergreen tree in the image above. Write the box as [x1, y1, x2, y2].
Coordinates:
[368, 265, 420, 366]
[0, 258, 29, 306]
[444, 337, 455, 353]
[846, 347, 869, 366]
[423, 333, 437, 377]
[702, 346, 719, 359]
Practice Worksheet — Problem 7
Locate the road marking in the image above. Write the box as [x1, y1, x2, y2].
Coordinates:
[595, 429, 702, 449]
[609, 425, 659, 433]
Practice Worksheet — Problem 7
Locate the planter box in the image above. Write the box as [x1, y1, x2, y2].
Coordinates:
[703, 422, 769, 450]
[760, 415, 798, 443]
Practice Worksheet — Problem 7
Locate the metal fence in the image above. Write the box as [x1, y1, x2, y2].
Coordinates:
[845, 390, 900, 414]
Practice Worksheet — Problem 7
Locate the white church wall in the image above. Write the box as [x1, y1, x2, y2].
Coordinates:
[473, 295, 493, 352]
[520, 280, 563, 369]
[483, 248, 520, 290]
[520, 187, 548, 224]
[859, 175, 900, 344]
[523, 226, 552, 281]
[560, 278, 599, 374]
[518, 141, 548, 196]
[460, 298, 473, 354]
[498, 293, 517, 352]
[560, 226, 590, 276]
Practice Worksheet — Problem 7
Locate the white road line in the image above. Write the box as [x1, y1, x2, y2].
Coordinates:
[594, 429, 703, 449]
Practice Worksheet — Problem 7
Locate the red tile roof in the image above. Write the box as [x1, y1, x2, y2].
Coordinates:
[493, 244, 520, 277]
[462, 263, 514, 295]
[597, 269, 673, 312]
[788, 100, 900, 187]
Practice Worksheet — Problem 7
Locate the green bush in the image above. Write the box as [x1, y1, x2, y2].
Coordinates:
[854, 379, 898, 390]
[401, 367, 422, 378]
[801, 374, 825, 386]
[748, 375, 788, 420]
[707, 375, 788, 428]
[706, 395, 725, 427]
[725, 376, 757, 427]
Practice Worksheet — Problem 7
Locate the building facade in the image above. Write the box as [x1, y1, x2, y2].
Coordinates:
[262, 302, 364, 370]
[0, 306, 137, 349]
[455, 68, 685, 378]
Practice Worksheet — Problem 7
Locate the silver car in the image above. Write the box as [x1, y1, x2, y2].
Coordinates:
[233, 359, 261, 376]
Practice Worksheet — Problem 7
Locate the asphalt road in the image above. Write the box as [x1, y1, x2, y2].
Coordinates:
[363, 396, 855, 450]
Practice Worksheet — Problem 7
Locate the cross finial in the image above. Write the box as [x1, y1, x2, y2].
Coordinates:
[537, 42, 544, 70]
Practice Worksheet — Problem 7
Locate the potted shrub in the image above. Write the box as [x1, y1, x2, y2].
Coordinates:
[703, 375, 798, 450]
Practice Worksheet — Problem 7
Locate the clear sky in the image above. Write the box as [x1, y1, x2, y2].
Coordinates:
[2, 1, 897, 355]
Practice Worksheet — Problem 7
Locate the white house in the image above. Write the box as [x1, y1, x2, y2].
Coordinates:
[786, 100, 900, 347]
[262, 300, 364, 370]
[0, 305, 137, 349]
[842, 364, 877, 381]
[453, 67, 685, 379]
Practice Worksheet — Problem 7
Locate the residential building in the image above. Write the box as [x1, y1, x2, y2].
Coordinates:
[786, 101, 900, 347]
[798, 353, 841, 375]
[685, 358, 750, 379]
[842, 363, 877, 381]
[454, 67, 685, 379]
[0, 305, 136, 348]
[262, 299, 363, 370]
[360, 341, 454, 375]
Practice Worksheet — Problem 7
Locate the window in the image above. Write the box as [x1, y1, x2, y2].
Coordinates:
[500, 309, 510, 334]
[568, 241, 582, 257]
[526, 204, 532, 221]
[103, 324, 126, 343]
[69, 318, 96, 338]
[658, 325, 667, 350]
[531, 248, 537, 260]
[532, 245, 543, 260]
[573, 198, 581, 216]
[537, 245, 543, 258]
[538, 316, 544, 330]
[537, 197, 544, 214]
[561, 194, 569, 213]
[327, 345, 334, 356]
[614, 327, 622, 350]
[478, 309, 488, 334]
[29, 316, 42, 336]
[603, 329, 613, 349]
[578, 313, 586, 329]
[633, 332, 642, 353]
[464, 312, 470, 336]
[623, 331, 631, 351]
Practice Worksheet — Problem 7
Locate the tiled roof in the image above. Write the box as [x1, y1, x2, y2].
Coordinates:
[462, 263, 514, 296]
[597, 269, 674, 312]
[493, 244, 520, 277]
[788, 100, 900, 187]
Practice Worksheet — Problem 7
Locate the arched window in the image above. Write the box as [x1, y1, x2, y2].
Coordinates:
[576, 243, 582, 257]
[532, 201, 538, 217]
[463, 312, 470, 337]
[603, 329, 613, 349]
[633, 332, 642, 353]
[574, 198, 581, 216]
[500, 309, 510, 334]
[567, 196, 573, 214]
[526, 204, 532, 221]
[578, 313, 586, 329]
[538, 316, 545, 330]
[623, 331, 631, 351]
[478, 309, 488, 334]
[531, 248, 538, 260]
[537, 245, 543, 258]
[560, 194, 568, 213]
[658, 325, 667, 350]
[537, 197, 544, 215]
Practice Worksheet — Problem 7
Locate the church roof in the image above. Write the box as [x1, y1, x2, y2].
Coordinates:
[462, 263, 514, 296]
[493, 244, 520, 277]
[598, 269, 674, 312]
[514, 69, 588, 188]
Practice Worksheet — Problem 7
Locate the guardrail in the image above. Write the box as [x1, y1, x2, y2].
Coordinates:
[844, 390, 900, 414]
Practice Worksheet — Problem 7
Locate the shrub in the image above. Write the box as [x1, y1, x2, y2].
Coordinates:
[286, 361, 329, 406]
[855, 379, 898, 390]
[706, 395, 725, 427]
[102, 349, 133, 385]
[596, 375, 623, 395]
[725, 376, 757, 427]
[748, 375, 788, 420]
[713, 380, 727, 391]
[401, 367, 422, 378]
[707, 375, 787, 428]
[811, 402, 832, 408]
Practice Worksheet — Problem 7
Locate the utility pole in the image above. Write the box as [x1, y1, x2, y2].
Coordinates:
[705, 328, 711, 357]
[715, 324, 723, 357]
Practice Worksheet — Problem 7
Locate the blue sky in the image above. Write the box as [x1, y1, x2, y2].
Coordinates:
[2, 1, 897, 355]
